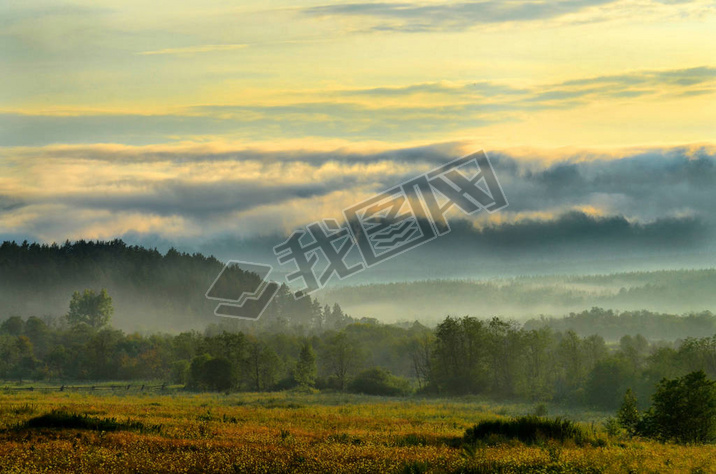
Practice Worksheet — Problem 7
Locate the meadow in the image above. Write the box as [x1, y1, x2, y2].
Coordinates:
[0, 390, 714, 473]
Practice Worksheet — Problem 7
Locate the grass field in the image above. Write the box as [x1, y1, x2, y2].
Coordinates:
[0, 390, 714, 473]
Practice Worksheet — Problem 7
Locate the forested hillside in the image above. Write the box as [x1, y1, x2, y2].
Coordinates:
[0, 240, 351, 332]
[3, 240, 715, 336]
[524, 307, 716, 341]
[2, 240, 716, 410]
[323, 269, 716, 324]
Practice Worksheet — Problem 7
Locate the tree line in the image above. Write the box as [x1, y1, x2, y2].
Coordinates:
[426, 316, 716, 410]
[323, 269, 716, 325]
[2, 294, 716, 409]
[524, 306, 716, 341]
[0, 240, 354, 332]
[4, 239, 715, 334]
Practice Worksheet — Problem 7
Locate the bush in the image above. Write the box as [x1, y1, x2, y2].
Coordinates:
[463, 416, 587, 445]
[394, 433, 429, 447]
[532, 403, 549, 417]
[203, 357, 235, 391]
[603, 417, 624, 437]
[616, 388, 640, 435]
[348, 367, 411, 396]
[585, 358, 634, 409]
[23, 410, 159, 433]
[171, 360, 190, 385]
[638, 370, 716, 443]
[187, 354, 235, 391]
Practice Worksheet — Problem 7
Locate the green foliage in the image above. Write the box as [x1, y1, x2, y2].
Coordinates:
[463, 416, 588, 446]
[431, 316, 489, 395]
[348, 367, 411, 396]
[617, 388, 640, 435]
[322, 331, 362, 391]
[24, 410, 160, 433]
[0, 240, 353, 334]
[66, 289, 113, 328]
[532, 404, 549, 417]
[188, 354, 212, 390]
[1, 316, 25, 336]
[188, 354, 238, 391]
[246, 340, 283, 391]
[394, 433, 429, 447]
[429, 316, 608, 402]
[1, 271, 716, 431]
[526, 306, 716, 342]
[171, 360, 190, 385]
[603, 417, 624, 437]
[294, 343, 317, 388]
[639, 370, 716, 443]
[4, 239, 716, 418]
[203, 357, 235, 391]
[585, 358, 634, 409]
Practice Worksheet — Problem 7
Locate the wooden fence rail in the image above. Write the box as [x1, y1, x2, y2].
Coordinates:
[0, 384, 176, 393]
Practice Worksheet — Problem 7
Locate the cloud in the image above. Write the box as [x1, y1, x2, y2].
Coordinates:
[55, 180, 355, 219]
[412, 211, 708, 270]
[302, 0, 620, 31]
[0, 104, 505, 146]
[0, 195, 24, 213]
[300, 67, 716, 105]
[560, 66, 716, 88]
[138, 44, 249, 55]
[484, 145, 716, 228]
[3, 64, 714, 147]
[335, 81, 530, 98]
[301, 0, 710, 32]
[2, 142, 715, 252]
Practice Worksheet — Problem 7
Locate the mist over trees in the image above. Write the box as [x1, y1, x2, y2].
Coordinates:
[1, 239, 715, 414]
[0, 240, 355, 333]
[323, 270, 716, 326]
[2, 303, 716, 411]
[2, 240, 715, 337]
[66, 289, 114, 328]
[524, 307, 716, 342]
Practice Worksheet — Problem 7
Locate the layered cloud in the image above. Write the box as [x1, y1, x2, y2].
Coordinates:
[1, 142, 714, 274]
[302, 0, 715, 32]
[2, 0, 715, 279]
[3, 0, 714, 153]
[3, 65, 715, 147]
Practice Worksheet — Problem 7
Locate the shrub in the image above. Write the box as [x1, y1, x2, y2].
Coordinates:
[203, 357, 235, 391]
[394, 433, 429, 447]
[348, 367, 411, 396]
[188, 353, 212, 390]
[187, 354, 235, 391]
[585, 358, 634, 409]
[616, 388, 640, 435]
[603, 417, 624, 437]
[463, 416, 587, 445]
[23, 410, 159, 433]
[293, 343, 317, 388]
[171, 360, 190, 385]
[639, 370, 716, 443]
[532, 403, 548, 417]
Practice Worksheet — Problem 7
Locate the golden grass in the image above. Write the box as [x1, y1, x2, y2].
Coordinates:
[0, 391, 714, 473]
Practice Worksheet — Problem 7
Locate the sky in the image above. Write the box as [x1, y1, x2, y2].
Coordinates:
[1, 0, 715, 279]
